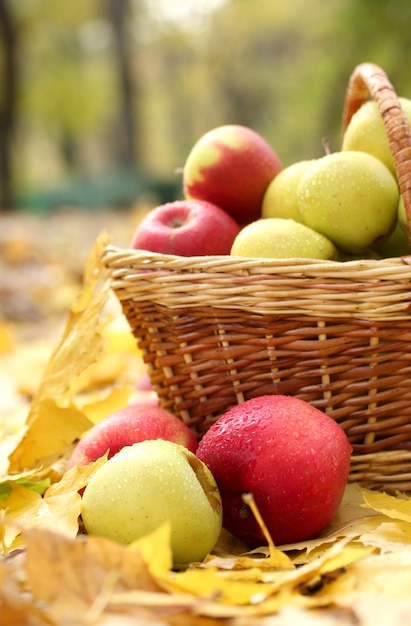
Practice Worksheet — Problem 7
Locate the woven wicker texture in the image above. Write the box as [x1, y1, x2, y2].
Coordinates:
[103, 63, 411, 490]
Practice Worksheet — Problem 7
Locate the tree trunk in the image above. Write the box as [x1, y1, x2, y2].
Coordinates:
[106, 0, 138, 170]
[0, 0, 17, 210]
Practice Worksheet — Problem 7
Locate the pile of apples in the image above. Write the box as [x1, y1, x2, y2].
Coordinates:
[70, 98, 411, 565]
[71, 395, 352, 564]
[131, 97, 411, 261]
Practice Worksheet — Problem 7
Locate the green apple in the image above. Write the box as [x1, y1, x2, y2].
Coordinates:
[298, 151, 399, 254]
[342, 97, 411, 176]
[373, 195, 411, 258]
[372, 221, 411, 258]
[81, 440, 223, 564]
[398, 195, 410, 237]
[230, 217, 338, 260]
[337, 249, 381, 262]
[261, 160, 316, 222]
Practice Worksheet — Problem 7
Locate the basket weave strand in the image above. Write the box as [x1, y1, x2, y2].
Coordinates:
[103, 63, 411, 491]
[105, 250, 411, 319]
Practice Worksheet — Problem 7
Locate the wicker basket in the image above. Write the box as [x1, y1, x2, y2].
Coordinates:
[102, 63, 411, 492]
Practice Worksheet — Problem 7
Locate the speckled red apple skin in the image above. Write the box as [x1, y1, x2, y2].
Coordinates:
[183, 125, 282, 225]
[196, 395, 352, 547]
[68, 403, 198, 468]
[131, 199, 241, 256]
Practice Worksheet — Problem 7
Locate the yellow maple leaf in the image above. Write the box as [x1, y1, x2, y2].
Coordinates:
[359, 520, 411, 552]
[0, 322, 15, 354]
[0, 483, 59, 551]
[322, 549, 411, 609]
[22, 525, 164, 623]
[6, 232, 111, 473]
[78, 385, 135, 424]
[362, 490, 411, 524]
[0, 458, 107, 553]
[131, 521, 173, 577]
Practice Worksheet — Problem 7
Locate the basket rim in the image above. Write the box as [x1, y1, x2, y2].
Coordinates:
[102, 245, 411, 321]
[102, 244, 411, 274]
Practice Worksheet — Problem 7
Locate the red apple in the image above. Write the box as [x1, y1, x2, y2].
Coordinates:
[196, 395, 352, 547]
[68, 403, 198, 468]
[183, 125, 282, 225]
[130, 199, 241, 256]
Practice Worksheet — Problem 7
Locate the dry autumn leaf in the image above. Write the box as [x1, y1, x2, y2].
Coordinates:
[0, 458, 107, 552]
[6, 232, 111, 473]
[22, 525, 165, 624]
[361, 490, 411, 523]
[5, 226, 411, 625]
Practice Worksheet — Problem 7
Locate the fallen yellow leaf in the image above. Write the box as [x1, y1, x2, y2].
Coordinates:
[22, 525, 164, 623]
[362, 490, 411, 524]
[0, 322, 15, 354]
[7, 232, 111, 473]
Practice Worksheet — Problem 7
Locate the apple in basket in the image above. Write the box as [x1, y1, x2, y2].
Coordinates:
[297, 150, 399, 254]
[230, 217, 338, 260]
[81, 440, 223, 564]
[342, 96, 411, 176]
[183, 124, 283, 225]
[261, 159, 316, 222]
[131, 199, 241, 256]
[197, 395, 352, 547]
[68, 403, 198, 468]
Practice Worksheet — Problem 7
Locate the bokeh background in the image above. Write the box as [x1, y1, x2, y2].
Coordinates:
[2, 0, 411, 212]
[1, 0, 411, 337]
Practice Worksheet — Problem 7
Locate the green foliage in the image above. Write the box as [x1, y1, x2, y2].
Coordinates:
[4, 0, 411, 206]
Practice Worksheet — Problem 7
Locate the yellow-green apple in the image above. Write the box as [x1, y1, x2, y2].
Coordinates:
[342, 97, 411, 176]
[298, 151, 399, 254]
[337, 248, 382, 262]
[372, 220, 411, 258]
[68, 403, 198, 468]
[398, 195, 411, 238]
[196, 395, 352, 547]
[373, 194, 411, 257]
[262, 160, 316, 222]
[183, 125, 282, 225]
[131, 199, 241, 256]
[230, 217, 338, 260]
[81, 440, 223, 564]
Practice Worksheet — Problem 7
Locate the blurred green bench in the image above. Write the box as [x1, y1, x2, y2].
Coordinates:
[16, 169, 181, 212]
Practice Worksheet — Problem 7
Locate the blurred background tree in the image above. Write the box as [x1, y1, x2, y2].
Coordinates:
[1, 0, 411, 211]
[0, 0, 17, 211]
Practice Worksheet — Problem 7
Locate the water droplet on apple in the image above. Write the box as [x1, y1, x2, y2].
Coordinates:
[247, 459, 257, 472]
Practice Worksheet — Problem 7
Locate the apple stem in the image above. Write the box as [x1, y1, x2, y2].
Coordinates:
[242, 492, 278, 555]
[322, 137, 331, 155]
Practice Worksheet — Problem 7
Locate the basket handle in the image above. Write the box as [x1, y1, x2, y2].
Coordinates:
[342, 62, 411, 238]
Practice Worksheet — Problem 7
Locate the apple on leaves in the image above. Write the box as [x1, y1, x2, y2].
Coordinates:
[81, 440, 223, 564]
[68, 403, 198, 468]
[197, 395, 352, 547]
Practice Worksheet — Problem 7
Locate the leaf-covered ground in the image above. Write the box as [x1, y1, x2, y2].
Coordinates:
[2, 209, 411, 626]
